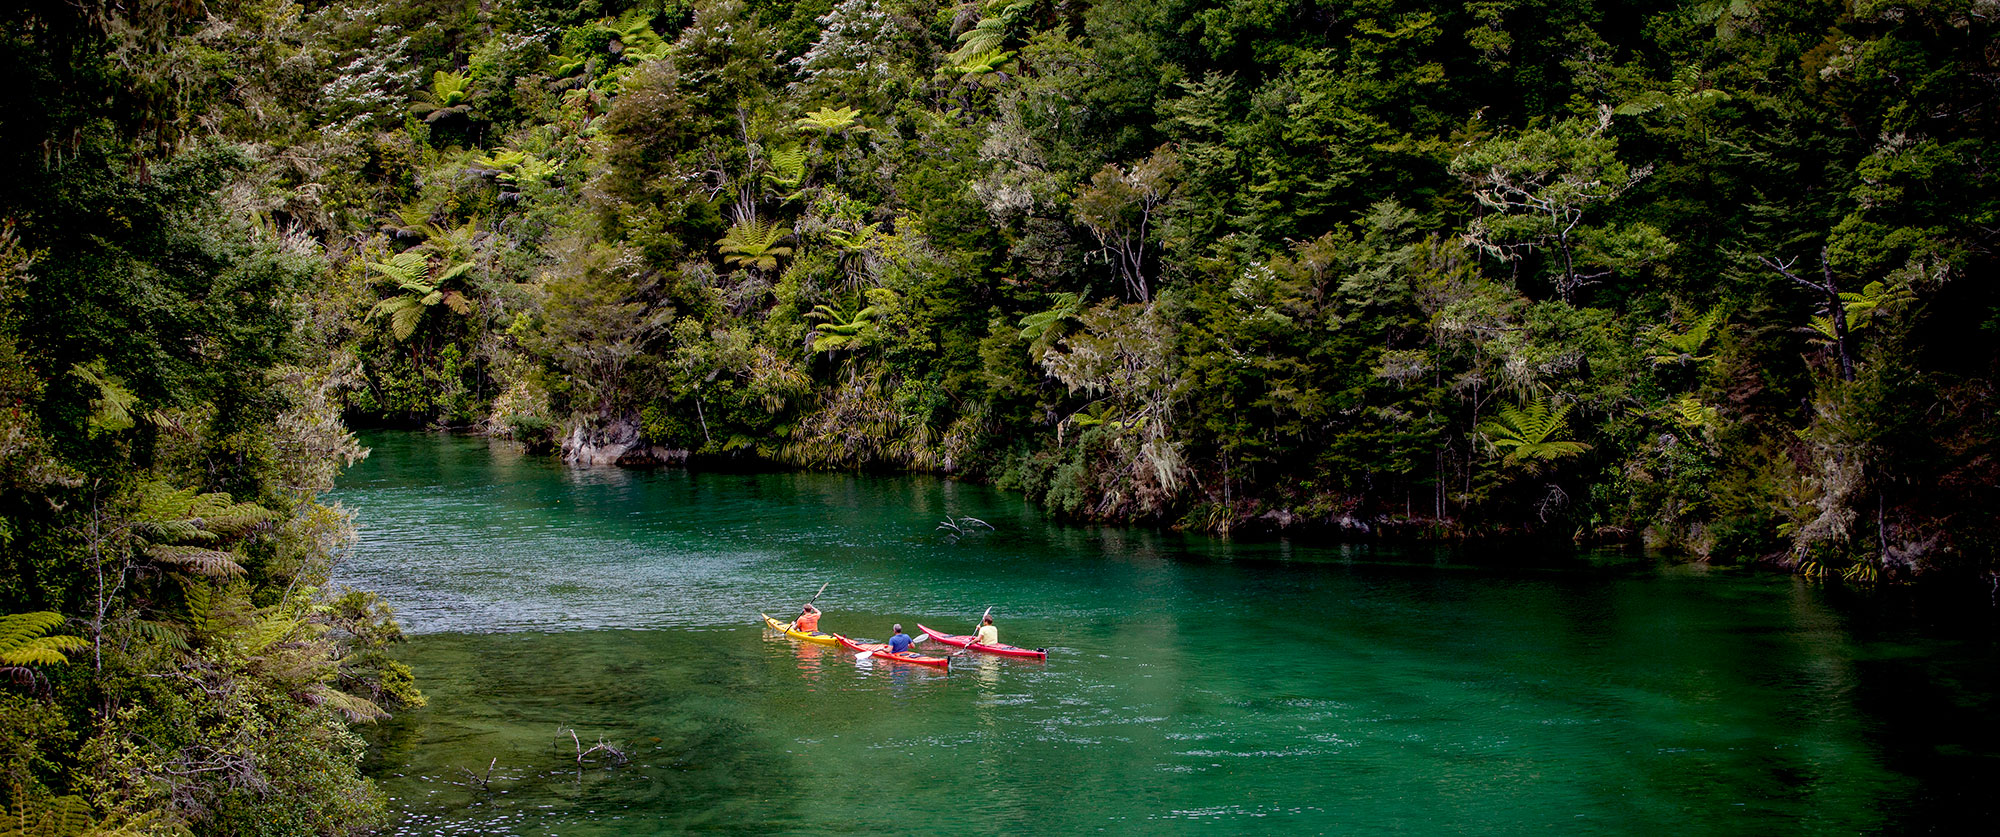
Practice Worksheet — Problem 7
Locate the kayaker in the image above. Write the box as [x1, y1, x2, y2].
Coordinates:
[792, 603, 822, 633]
[974, 614, 998, 647]
[888, 624, 914, 654]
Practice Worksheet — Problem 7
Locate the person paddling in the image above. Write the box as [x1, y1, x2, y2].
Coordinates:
[792, 603, 822, 633]
[887, 624, 914, 654]
[973, 614, 998, 647]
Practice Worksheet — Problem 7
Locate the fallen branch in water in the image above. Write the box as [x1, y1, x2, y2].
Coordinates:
[458, 757, 497, 790]
[555, 724, 629, 766]
[936, 515, 994, 544]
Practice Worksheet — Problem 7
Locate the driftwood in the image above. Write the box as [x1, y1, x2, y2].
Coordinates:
[936, 515, 994, 544]
[555, 725, 629, 766]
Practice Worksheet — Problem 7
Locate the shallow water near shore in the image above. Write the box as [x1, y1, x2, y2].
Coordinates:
[333, 431, 1998, 835]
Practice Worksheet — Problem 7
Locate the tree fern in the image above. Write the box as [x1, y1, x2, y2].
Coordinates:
[131, 481, 273, 579]
[715, 218, 794, 272]
[311, 684, 389, 723]
[0, 793, 158, 837]
[141, 546, 245, 577]
[946, 17, 1011, 65]
[0, 611, 88, 667]
[763, 144, 807, 196]
[412, 70, 474, 122]
[796, 106, 865, 135]
[365, 250, 477, 340]
[1018, 292, 1083, 341]
[1477, 399, 1590, 467]
[611, 9, 667, 62]
[68, 363, 136, 436]
[1642, 305, 1724, 366]
[804, 302, 880, 353]
[946, 48, 1016, 84]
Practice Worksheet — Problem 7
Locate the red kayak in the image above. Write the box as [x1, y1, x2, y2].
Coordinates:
[916, 624, 1048, 659]
[833, 634, 951, 668]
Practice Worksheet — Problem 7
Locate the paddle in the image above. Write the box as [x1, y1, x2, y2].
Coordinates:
[950, 606, 994, 657]
[790, 581, 830, 631]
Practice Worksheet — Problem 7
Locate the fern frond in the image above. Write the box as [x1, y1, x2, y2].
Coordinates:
[373, 296, 427, 341]
[144, 545, 247, 577]
[796, 105, 865, 134]
[1477, 399, 1589, 466]
[311, 685, 390, 723]
[242, 613, 298, 654]
[0, 611, 87, 667]
[69, 363, 138, 436]
[946, 17, 1009, 65]
[764, 144, 807, 191]
[432, 260, 476, 285]
[364, 251, 430, 288]
[132, 619, 190, 652]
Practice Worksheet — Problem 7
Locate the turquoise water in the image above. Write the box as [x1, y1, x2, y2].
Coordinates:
[334, 432, 1997, 835]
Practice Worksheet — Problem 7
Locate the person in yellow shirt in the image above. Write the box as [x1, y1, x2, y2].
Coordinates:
[973, 613, 998, 646]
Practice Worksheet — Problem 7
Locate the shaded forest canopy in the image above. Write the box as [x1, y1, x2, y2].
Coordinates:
[1, 1, 1997, 832]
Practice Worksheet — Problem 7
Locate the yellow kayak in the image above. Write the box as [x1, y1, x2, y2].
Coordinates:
[762, 613, 840, 646]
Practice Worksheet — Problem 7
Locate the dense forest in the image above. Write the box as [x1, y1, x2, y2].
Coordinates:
[2, 0, 1997, 831]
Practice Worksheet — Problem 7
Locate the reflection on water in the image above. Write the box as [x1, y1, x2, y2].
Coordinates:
[335, 432, 2000, 835]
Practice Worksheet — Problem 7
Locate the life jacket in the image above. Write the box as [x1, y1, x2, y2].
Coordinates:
[795, 612, 820, 632]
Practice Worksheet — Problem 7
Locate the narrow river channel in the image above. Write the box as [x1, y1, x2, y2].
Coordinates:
[333, 432, 1997, 835]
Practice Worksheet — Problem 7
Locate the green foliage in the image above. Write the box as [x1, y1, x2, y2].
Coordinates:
[716, 218, 794, 273]
[412, 70, 475, 123]
[364, 250, 477, 341]
[795, 106, 865, 135]
[0, 793, 164, 837]
[1477, 399, 1590, 469]
[1451, 112, 1670, 302]
[0, 613, 87, 668]
[1643, 305, 1726, 367]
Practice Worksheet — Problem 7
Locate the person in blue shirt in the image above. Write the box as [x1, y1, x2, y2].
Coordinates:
[888, 624, 914, 654]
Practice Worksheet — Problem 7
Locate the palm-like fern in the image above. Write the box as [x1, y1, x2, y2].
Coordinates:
[805, 302, 881, 353]
[0, 793, 157, 837]
[131, 481, 275, 578]
[796, 105, 866, 135]
[549, 51, 593, 78]
[715, 218, 794, 273]
[819, 225, 875, 253]
[944, 0, 1035, 66]
[366, 250, 478, 340]
[1642, 305, 1724, 366]
[1668, 395, 1717, 431]
[946, 16, 1012, 65]
[412, 70, 474, 122]
[1018, 291, 1083, 356]
[1837, 279, 1911, 329]
[763, 144, 807, 196]
[1477, 399, 1591, 467]
[1613, 64, 1732, 119]
[946, 48, 1016, 84]
[68, 362, 137, 436]
[1, 611, 88, 669]
[611, 9, 667, 63]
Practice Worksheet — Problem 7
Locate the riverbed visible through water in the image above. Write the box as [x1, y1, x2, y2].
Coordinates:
[332, 431, 1998, 835]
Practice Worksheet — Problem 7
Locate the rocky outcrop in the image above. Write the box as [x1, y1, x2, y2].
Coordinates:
[560, 416, 688, 467]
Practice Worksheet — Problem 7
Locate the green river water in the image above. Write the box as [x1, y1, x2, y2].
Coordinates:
[333, 432, 1998, 835]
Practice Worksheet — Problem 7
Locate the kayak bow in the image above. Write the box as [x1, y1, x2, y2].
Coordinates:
[916, 623, 1048, 659]
[834, 634, 951, 668]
